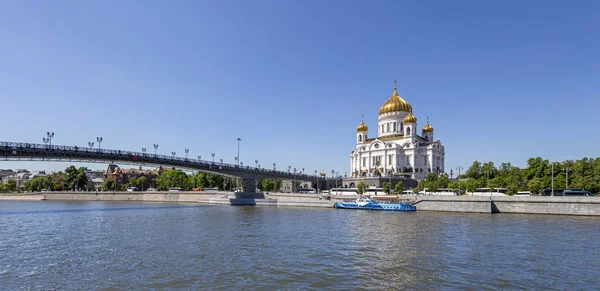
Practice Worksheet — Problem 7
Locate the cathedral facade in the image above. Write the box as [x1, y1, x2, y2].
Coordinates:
[350, 82, 445, 181]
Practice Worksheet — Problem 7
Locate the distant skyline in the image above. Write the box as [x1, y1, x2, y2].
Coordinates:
[1, 0, 599, 174]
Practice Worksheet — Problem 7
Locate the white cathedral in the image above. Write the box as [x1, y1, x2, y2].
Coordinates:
[350, 81, 445, 181]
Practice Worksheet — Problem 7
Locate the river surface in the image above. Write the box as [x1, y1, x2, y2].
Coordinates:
[1, 201, 599, 290]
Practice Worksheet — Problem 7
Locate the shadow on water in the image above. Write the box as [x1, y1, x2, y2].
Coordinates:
[0, 205, 208, 216]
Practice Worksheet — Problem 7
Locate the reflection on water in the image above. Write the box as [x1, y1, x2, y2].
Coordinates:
[0, 201, 599, 290]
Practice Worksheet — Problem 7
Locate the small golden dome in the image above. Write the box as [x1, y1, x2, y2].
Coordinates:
[357, 114, 368, 132]
[378, 81, 412, 115]
[422, 121, 434, 133]
[320, 171, 327, 177]
[403, 112, 417, 124]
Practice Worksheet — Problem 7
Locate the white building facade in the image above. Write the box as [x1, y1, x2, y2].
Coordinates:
[351, 82, 445, 181]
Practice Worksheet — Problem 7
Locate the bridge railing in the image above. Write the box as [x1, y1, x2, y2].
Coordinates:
[1, 141, 316, 179]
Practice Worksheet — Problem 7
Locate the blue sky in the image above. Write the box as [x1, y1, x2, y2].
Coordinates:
[1, 0, 599, 174]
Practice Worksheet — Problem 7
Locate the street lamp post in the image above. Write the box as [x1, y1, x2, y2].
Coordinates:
[153, 144, 158, 156]
[43, 138, 49, 148]
[88, 142, 94, 150]
[315, 170, 318, 194]
[142, 147, 146, 154]
[236, 138, 241, 167]
[211, 153, 215, 163]
[46, 132, 55, 148]
[332, 169, 337, 189]
[273, 163, 276, 171]
[172, 152, 176, 158]
[198, 155, 201, 161]
[565, 166, 570, 188]
[456, 166, 464, 195]
[185, 149, 189, 159]
[255, 160, 258, 169]
[96, 137, 102, 152]
[293, 168, 297, 193]
[551, 163, 555, 196]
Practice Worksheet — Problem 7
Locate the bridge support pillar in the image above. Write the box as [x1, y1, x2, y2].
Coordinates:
[242, 179, 257, 193]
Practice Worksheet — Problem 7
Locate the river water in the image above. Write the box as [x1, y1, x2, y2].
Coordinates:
[1, 201, 599, 290]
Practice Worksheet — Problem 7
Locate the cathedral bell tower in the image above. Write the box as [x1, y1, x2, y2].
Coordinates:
[422, 117, 434, 141]
[403, 112, 417, 139]
[356, 114, 368, 144]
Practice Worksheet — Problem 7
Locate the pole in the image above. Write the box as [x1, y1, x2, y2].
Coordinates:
[551, 163, 554, 196]
[566, 167, 569, 188]
[457, 166, 463, 195]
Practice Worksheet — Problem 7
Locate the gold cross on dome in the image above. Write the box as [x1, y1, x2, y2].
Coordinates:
[394, 79, 397, 90]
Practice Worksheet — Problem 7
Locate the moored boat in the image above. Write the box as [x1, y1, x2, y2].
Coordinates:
[335, 195, 416, 211]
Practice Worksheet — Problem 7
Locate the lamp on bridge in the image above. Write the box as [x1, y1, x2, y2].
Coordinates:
[88, 142, 94, 150]
[46, 132, 55, 148]
[172, 152, 176, 157]
[220, 158, 223, 164]
[255, 160, 258, 168]
[153, 144, 158, 155]
[198, 155, 201, 161]
[96, 137, 102, 152]
[185, 149, 189, 159]
[273, 163, 276, 170]
[211, 153, 215, 163]
[142, 148, 146, 155]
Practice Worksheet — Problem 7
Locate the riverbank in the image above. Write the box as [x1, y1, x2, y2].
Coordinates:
[1, 192, 600, 216]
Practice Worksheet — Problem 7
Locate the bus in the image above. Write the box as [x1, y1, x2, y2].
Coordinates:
[365, 188, 384, 195]
[330, 188, 358, 195]
[471, 188, 508, 196]
[540, 188, 583, 196]
[298, 189, 316, 194]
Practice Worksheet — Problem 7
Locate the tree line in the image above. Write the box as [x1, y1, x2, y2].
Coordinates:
[416, 157, 600, 195]
[23, 166, 88, 192]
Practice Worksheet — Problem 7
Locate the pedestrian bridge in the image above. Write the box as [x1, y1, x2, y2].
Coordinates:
[0, 141, 318, 192]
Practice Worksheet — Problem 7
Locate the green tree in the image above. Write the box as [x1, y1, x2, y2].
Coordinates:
[437, 175, 450, 188]
[49, 172, 69, 191]
[103, 178, 115, 191]
[357, 181, 365, 194]
[6, 180, 17, 192]
[394, 182, 406, 193]
[466, 161, 482, 180]
[424, 173, 439, 192]
[156, 169, 189, 190]
[137, 176, 149, 191]
[383, 182, 391, 195]
[64, 166, 88, 191]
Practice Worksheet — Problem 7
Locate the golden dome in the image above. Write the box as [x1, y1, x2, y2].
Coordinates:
[403, 112, 417, 124]
[422, 121, 434, 133]
[378, 81, 412, 115]
[320, 171, 327, 177]
[357, 114, 368, 132]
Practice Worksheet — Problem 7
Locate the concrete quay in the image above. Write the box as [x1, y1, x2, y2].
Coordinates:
[2, 192, 600, 216]
[411, 195, 600, 216]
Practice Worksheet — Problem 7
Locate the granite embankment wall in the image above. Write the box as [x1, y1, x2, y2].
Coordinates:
[2, 192, 600, 216]
[0, 191, 225, 202]
[413, 196, 600, 216]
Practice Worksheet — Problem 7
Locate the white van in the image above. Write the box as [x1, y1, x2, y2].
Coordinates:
[401, 190, 415, 195]
[126, 187, 138, 192]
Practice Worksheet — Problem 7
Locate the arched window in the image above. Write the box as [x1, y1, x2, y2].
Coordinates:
[386, 123, 390, 132]
[407, 127, 411, 136]
[359, 135, 362, 142]
[400, 122, 403, 131]
[393, 122, 396, 132]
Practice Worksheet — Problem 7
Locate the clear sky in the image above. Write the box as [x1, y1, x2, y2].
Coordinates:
[1, 0, 599, 175]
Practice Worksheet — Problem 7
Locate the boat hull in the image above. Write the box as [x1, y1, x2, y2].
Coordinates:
[335, 202, 416, 211]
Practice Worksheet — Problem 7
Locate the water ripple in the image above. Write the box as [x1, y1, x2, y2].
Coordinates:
[0, 201, 599, 290]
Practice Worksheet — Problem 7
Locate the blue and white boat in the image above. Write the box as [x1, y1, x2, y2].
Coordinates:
[335, 195, 416, 211]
